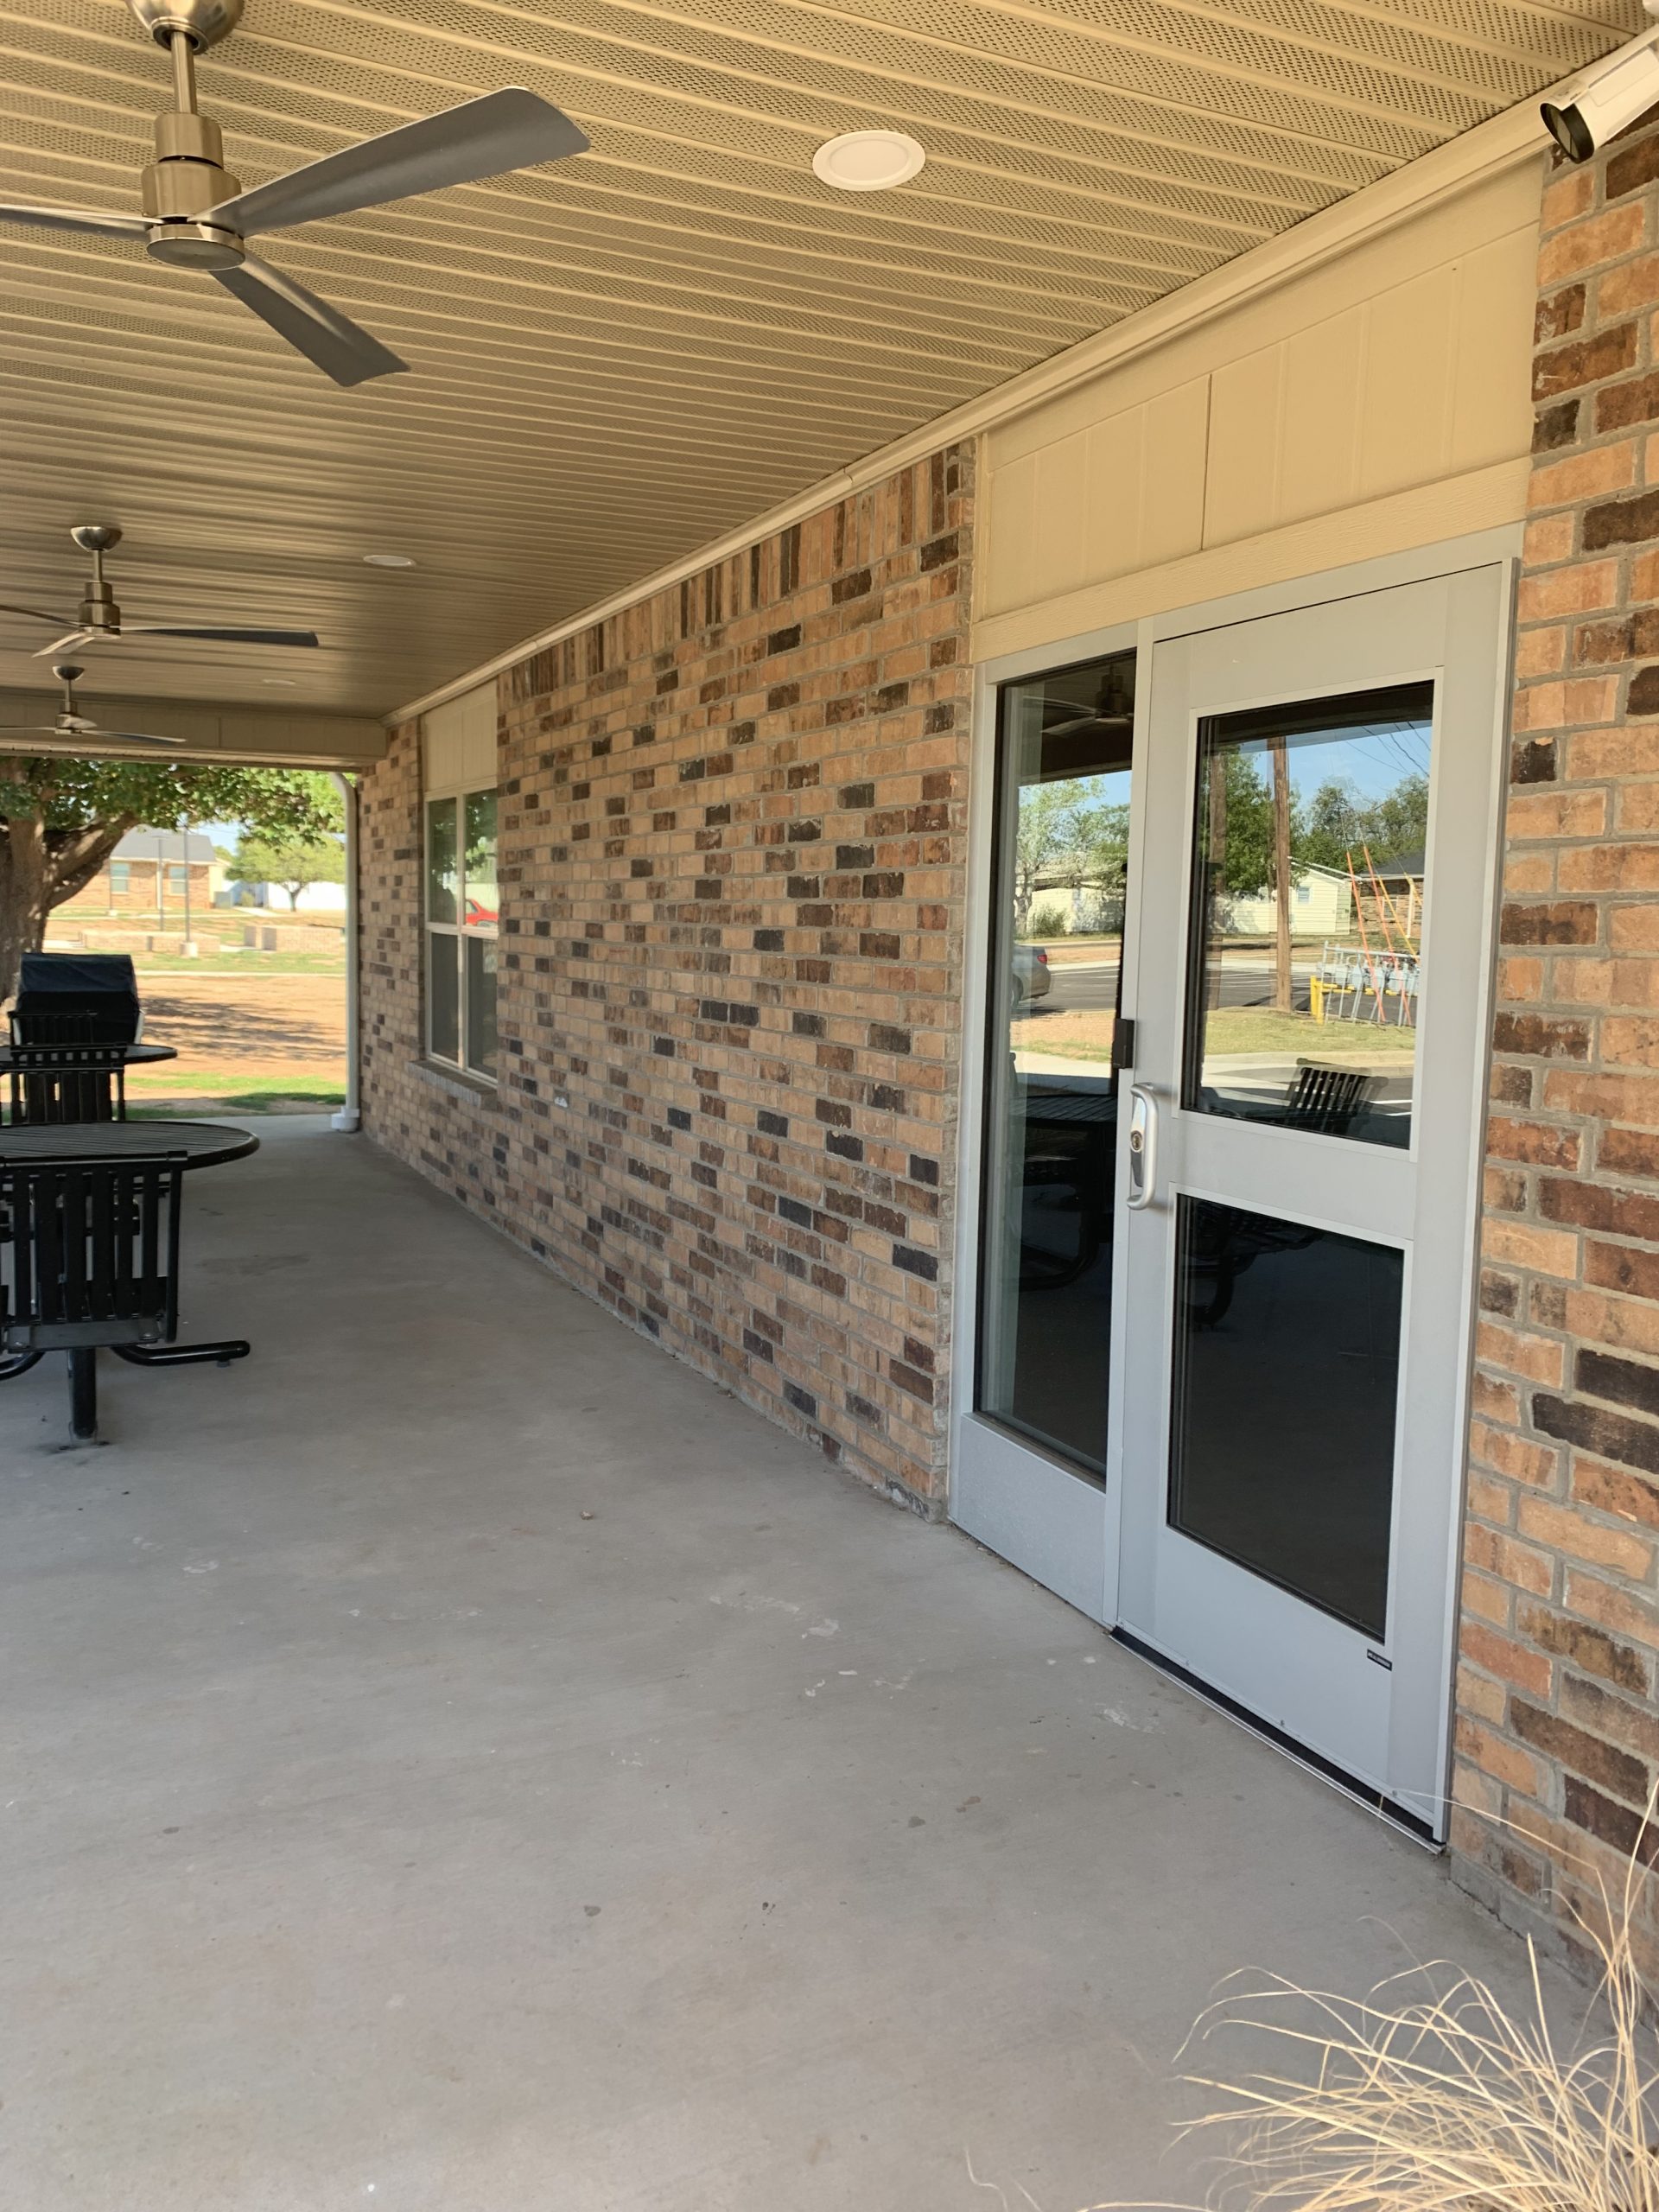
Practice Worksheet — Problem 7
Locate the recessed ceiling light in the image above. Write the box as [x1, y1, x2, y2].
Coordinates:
[363, 552, 416, 569]
[812, 130, 926, 193]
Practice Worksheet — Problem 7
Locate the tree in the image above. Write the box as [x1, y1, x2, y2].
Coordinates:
[0, 760, 341, 1000]
[226, 825, 346, 911]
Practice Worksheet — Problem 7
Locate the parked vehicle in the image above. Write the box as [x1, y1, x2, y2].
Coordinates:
[1013, 944, 1052, 1003]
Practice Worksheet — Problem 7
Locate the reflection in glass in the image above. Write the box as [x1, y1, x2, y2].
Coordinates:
[429, 933, 460, 1064]
[464, 791, 499, 927]
[976, 651, 1136, 1478]
[1169, 1197, 1402, 1639]
[1185, 683, 1433, 1151]
[466, 935, 498, 1079]
[426, 798, 458, 925]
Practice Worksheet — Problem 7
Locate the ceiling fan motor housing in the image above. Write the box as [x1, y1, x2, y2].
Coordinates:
[142, 111, 244, 266]
[126, 0, 244, 51]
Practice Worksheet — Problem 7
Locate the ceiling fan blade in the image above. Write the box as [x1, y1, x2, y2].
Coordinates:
[127, 626, 321, 646]
[213, 256, 407, 387]
[32, 630, 95, 658]
[210, 88, 588, 237]
[0, 602, 70, 625]
[0, 726, 184, 748]
[0, 201, 148, 241]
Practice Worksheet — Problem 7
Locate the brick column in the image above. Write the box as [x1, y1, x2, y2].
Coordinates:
[1455, 124, 1659, 1968]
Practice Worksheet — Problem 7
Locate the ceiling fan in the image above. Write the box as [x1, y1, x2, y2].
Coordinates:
[0, 664, 186, 750]
[0, 0, 588, 387]
[0, 524, 317, 658]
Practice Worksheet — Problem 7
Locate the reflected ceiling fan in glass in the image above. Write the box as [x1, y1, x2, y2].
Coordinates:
[0, 0, 588, 387]
[0, 526, 317, 658]
[0, 664, 186, 749]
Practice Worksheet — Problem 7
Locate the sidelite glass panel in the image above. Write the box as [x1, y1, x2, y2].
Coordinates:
[1185, 683, 1433, 1152]
[976, 650, 1135, 1479]
[1169, 1197, 1403, 1640]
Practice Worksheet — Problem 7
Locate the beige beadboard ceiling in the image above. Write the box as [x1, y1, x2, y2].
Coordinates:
[0, 0, 1637, 718]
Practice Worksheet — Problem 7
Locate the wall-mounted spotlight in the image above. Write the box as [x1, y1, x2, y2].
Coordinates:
[1543, 9, 1659, 164]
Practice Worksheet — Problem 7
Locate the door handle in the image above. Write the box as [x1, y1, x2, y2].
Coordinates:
[1127, 1084, 1158, 1210]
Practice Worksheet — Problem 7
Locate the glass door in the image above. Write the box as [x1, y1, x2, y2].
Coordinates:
[953, 650, 1136, 1619]
[1116, 568, 1507, 1831]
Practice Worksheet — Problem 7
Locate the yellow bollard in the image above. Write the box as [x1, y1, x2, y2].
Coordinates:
[1309, 976, 1325, 1023]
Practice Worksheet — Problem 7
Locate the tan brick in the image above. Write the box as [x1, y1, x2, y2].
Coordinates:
[1478, 1217, 1581, 1277]
[1507, 788, 1608, 840]
[1470, 1419, 1562, 1487]
[1477, 1316, 1567, 1385]
[1517, 1493, 1656, 1577]
[1540, 205, 1647, 287]
[1529, 441, 1638, 510]
[1460, 1618, 1554, 1698]
[1516, 622, 1567, 677]
[1605, 250, 1659, 315]
[1541, 168, 1595, 235]
[1518, 560, 1620, 621]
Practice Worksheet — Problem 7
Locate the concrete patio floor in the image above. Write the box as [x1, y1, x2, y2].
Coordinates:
[0, 1120, 1554, 2212]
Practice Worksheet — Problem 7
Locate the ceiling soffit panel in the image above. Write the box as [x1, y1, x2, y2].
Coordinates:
[0, 0, 1634, 717]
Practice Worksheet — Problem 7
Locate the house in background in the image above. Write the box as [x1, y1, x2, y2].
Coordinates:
[216, 878, 347, 913]
[1225, 860, 1355, 941]
[57, 829, 216, 919]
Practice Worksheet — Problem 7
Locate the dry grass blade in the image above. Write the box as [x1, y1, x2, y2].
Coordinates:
[1083, 1808, 1659, 2212]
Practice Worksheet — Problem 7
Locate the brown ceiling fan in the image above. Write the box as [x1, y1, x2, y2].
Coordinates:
[0, 664, 185, 749]
[0, 0, 588, 387]
[0, 524, 317, 658]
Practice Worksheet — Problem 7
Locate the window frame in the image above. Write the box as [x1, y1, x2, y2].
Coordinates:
[423, 783, 499, 1083]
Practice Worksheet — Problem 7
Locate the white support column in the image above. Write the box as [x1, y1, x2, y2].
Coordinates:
[331, 771, 361, 1134]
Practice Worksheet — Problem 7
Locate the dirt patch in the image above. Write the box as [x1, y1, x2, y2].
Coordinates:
[123, 970, 346, 1097]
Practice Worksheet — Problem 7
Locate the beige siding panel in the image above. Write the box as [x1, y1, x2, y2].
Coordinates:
[1359, 265, 1459, 504]
[423, 683, 496, 794]
[1452, 226, 1543, 473]
[1204, 346, 1287, 549]
[979, 163, 1540, 635]
[1278, 309, 1364, 528]
[971, 457, 1529, 664]
[1140, 382, 1211, 572]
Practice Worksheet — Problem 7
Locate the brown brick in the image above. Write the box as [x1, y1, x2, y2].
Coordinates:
[1534, 1392, 1659, 1477]
[1499, 901, 1598, 945]
[1584, 485, 1659, 549]
[1539, 1175, 1659, 1240]
[1535, 325, 1639, 404]
[1608, 130, 1659, 203]
[1511, 1698, 1650, 1804]
[1535, 283, 1586, 344]
[1599, 1124, 1659, 1177]
[1564, 1776, 1659, 1864]
[1516, 1602, 1650, 1691]
[1460, 1619, 1554, 1698]
[1485, 1116, 1580, 1170]
[1571, 1452, 1659, 1530]
[1491, 1012, 1591, 1058]
[1599, 371, 1659, 433]
[1560, 1672, 1659, 1762]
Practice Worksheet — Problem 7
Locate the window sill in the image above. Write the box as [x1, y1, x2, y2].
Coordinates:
[410, 1057, 499, 1106]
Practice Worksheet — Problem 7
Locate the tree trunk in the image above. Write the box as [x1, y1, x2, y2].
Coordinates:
[0, 804, 50, 1009]
[1206, 751, 1228, 1012]
[1270, 734, 1294, 1014]
[0, 770, 133, 1004]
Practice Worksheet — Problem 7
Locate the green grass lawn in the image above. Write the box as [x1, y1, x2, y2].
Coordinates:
[1203, 1007, 1417, 1055]
[128, 1074, 346, 1116]
[130, 951, 346, 976]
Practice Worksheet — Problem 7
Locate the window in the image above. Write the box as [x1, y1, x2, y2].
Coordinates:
[426, 789, 498, 1080]
[166, 864, 188, 893]
[110, 861, 130, 895]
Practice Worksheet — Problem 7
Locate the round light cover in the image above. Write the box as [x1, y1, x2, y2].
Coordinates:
[811, 130, 925, 192]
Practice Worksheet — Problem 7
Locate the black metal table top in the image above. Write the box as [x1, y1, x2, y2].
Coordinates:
[0, 1041, 178, 1068]
[0, 1120, 258, 1168]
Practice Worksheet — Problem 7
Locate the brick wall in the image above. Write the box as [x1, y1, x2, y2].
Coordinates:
[1454, 126, 1659, 1967]
[359, 447, 975, 1508]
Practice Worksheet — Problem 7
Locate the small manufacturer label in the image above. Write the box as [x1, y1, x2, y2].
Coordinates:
[1366, 1649, 1393, 1671]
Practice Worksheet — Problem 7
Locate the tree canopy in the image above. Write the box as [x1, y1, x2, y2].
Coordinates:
[226, 828, 346, 909]
[0, 759, 345, 999]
